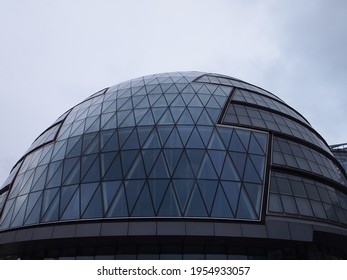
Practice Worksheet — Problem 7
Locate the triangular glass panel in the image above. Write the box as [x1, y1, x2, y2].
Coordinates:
[208, 150, 226, 177]
[211, 186, 234, 218]
[63, 158, 80, 185]
[164, 93, 178, 105]
[57, 124, 72, 140]
[236, 187, 258, 220]
[132, 95, 146, 109]
[197, 84, 211, 94]
[185, 185, 208, 217]
[151, 107, 166, 123]
[169, 106, 185, 123]
[206, 95, 220, 108]
[85, 116, 100, 133]
[102, 100, 117, 113]
[158, 108, 174, 125]
[229, 151, 247, 179]
[0, 199, 15, 229]
[220, 154, 240, 181]
[217, 127, 233, 148]
[206, 108, 220, 122]
[119, 110, 135, 127]
[197, 109, 213, 125]
[138, 109, 154, 125]
[100, 130, 118, 152]
[133, 86, 147, 97]
[31, 165, 48, 191]
[118, 127, 134, 149]
[149, 151, 170, 178]
[148, 179, 170, 213]
[157, 126, 172, 146]
[148, 84, 162, 95]
[83, 132, 99, 154]
[142, 128, 161, 149]
[101, 112, 117, 130]
[70, 120, 85, 137]
[197, 180, 218, 214]
[60, 185, 78, 216]
[120, 150, 139, 177]
[235, 130, 250, 151]
[173, 151, 195, 178]
[66, 136, 82, 158]
[38, 144, 54, 166]
[171, 94, 185, 106]
[243, 156, 262, 184]
[124, 180, 145, 213]
[41, 188, 59, 222]
[249, 134, 265, 155]
[198, 153, 218, 179]
[131, 183, 155, 216]
[186, 127, 205, 149]
[208, 129, 225, 150]
[88, 103, 102, 117]
[137, 126, 153, 147]
[82, 185, 103, 218]
[126, 153, 146, 179]
[185, 106, 202, 123]
[122, 128, 140, 150]
[164, 127, 183, 148]
[196, 125, 213, 146]
[51, 141, 67, 161]
[244, 183, 263, 215]
[153, 95, 168, 107]
[160, 82, 173, 93]
[181, 92, 194, 105]
[157, 184, 181, 216]
[81, 154, 100, 182]
[102, 181, 122, 212]
[116, 97, 130, 110]
[24, 193, 42, 225]
[188, 95, 203, 107]
[191, 83, 203, 93]
[186, 149, 205, 176]
[165, 84, 180, 94]
[18, 170, 35, 195]
[229, 131, 247, 152]
[148, 94, 161, 106]
[61, 187, 80, 220]
[135, 95, 150, 109]
[117, 110, 132, 127]
[105, 184, 128, 217]
[172, 179, 194, 212]
[177, 125, 194, 146]
[249, 154, 265, 179]
[11, 195, 29, 227]
[46, 160, 63, 188]
[254, 132, 268, 154]
[133, 108, 148, 124]
[181, 83, 194, 93]
[177, 108, 194, 125]
[80, 183, 99, 214]
[221, 181, 241, 214]
[118, 97, 132, 111]
[198, 94, 211, 106]
[142, 149, 160, 175]
[163, 149, 183, 176]
[214, 95, 227, 107]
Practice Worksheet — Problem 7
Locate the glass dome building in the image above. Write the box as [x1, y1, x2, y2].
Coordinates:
[0, 71, 347, 259]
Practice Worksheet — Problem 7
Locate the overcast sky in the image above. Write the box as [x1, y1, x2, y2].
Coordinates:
[1, 0, 346, 182]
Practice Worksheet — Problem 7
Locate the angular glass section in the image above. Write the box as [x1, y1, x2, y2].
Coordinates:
[222, 103, 330, 153]
[268, 171, 347, 225]
[272, 137, 346, 186]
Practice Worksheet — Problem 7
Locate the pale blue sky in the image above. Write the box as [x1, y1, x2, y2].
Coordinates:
[1, 0, 347, 182]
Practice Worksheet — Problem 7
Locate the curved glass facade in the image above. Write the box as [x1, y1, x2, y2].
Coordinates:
[0, 71, 347, 259]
